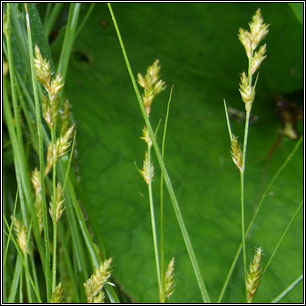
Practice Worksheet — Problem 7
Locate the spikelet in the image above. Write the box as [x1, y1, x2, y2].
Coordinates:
[238, 9, 269, 59]
[239, 72, 255, 113]
[164, 257, 175, 302]
[246, 247, 262, 303]
[231, 136, 243, 172]
[34, 45, 64, 128]
[140, 127, 152, 147]
[137, 60, 166, 115]
[50, 282, 63, 303]
[45, 125, 75, 175]
[11, 216, 28, 255]
[49, 183, 65, 223]
[140, 151, 154, 185]
[34, 45, 51, 89]
[238, 9, 268, 113]
[84, 258, 112, 303]
[60, 100, 72, 134]
[3, 58, 9, 76]
[31, 168, 44, 233]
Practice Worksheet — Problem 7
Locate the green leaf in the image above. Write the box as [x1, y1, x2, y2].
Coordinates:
[52, 3, 303, 303]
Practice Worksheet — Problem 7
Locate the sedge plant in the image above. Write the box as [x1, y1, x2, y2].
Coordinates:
[3, 3, 303, 303]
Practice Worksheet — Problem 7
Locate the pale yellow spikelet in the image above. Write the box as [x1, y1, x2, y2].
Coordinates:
[42, 94, 52, 128]
[49, 183, 65, 223]
[60, 100, 72, 134]
[34, 45, 51, 88]
[249, 9, 269, 51]
[137, 59, 166, 115]
[56, 125, 75, 158]
[92, 291, 105, 303]
[3, 13, 9, 37]
[250, 44, 267, 75]
[239, 72, 255, 112]
[50, 282, 63, 303]
[84, 258, 112, 303]
[31, 168, 41, 196]
[31, 168, 44, 233]
[231, 136, 243, 172]
[45, 125, 75, 176]
[164, 257, 175, 302]
[140, 127, 152, 147]
[140, 151, 154, 185]
[35, 195, 44, 233]
[48, 74, 64, 102]
[11, 216, 28, 255]
[238, 9, 269, 58]
[3, 58, 9, 76]
[246, 247, 262, 303]
[238, 28, 252, 59]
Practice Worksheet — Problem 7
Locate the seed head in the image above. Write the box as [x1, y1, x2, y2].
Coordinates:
[137, 60, 166, 115]
[246, 247, 262, 303]
[164, 257, 175, 302]
[84, 258, 112, 303]
[50, 283, 63, 303]
[231, 136, 243, 172]
[140, 151, 154, 185]
[11, 216, 28, 255]
[34, 45, 51, 88]
[49, 183, 65, 223]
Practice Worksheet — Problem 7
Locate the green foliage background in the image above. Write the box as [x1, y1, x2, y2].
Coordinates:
[46, 3, 302, 303]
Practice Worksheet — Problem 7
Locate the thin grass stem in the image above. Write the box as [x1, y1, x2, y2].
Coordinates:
[57, 3, 81, 80]
[107, 4, 210, 302]
[217, 136, 303, 302]
[263, 201, 303, 276]
[270, 274, 303, 303]
[44, 3, 64, 38]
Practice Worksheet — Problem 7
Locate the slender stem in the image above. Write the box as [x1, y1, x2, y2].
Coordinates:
[218, 136, 303, 302]
[271, 275, 303, 303]
[75, 3, 96, 38]
[24, 4, 52, 300]
[44, 3, 64, 38]
[159, 85, 173, 303]
[57, 3, 81, 80]
[263, 201, 303, 276]
[240, 109, 251, 298]
[51, 127, 57, 293]
[108, 4, 210, 302]
[147, 144, 161, 295]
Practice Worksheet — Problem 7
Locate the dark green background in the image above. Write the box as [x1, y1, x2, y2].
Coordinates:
[50, 3, 303, 303]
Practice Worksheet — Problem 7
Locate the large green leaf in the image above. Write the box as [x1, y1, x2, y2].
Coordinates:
[52, 3, 303, 303]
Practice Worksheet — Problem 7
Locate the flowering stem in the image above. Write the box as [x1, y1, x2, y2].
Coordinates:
[147, 143, 162, 295]
[108, 4, 210, 302]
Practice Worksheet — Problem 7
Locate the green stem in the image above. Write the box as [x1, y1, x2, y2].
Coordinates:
[75, 3, 96, 38]
[147, 144, 161, 295]
[159, 85, 173, 303]
[218, 136, 303, 302]
[57, 3, 81, 80]
[44, 3, 64, 38]
[24, 4, 52, 300]
[263, 201, 303, 276]
[51, 127, 57, 293]
[108, 4, 210, 302]
[240, 110, 251, 298]
[270, 275, 303, 303]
